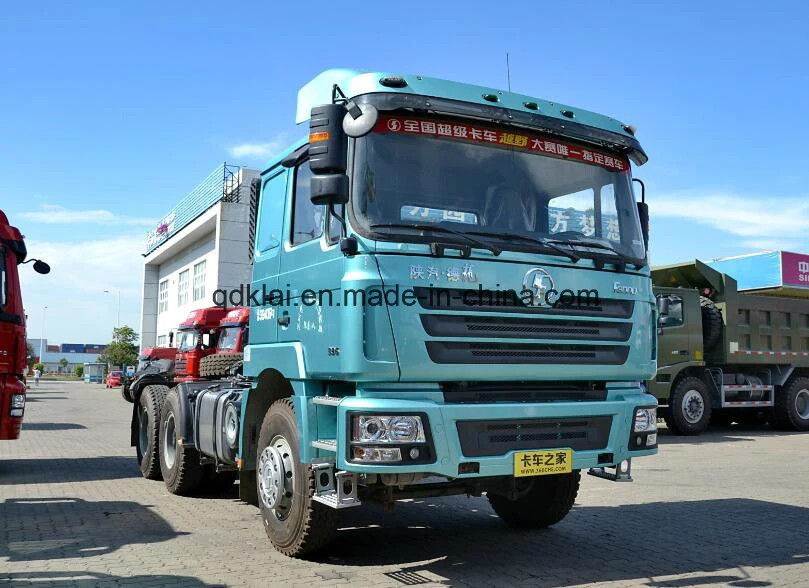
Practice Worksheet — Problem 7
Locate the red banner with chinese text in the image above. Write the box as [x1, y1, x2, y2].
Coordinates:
[373, 115, 629, 173]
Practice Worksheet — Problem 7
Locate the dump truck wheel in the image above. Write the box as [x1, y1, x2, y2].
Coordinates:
[773, 377, 809, 431]
[488, 471, 580, 529]
[665, 376, 712, 435]
[256, 398, 337, 558]
[136, 385, 168, 480]
[160, 388, 206, 495]
[700, 296, 723, 350]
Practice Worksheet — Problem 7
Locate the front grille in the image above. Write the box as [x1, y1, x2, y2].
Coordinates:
[414, 287, 633, 318]
[441, 381, 607, 403]
[174, 359, 188, 375]
[457, 416, 613, 457]
[421, 314, 631, 341]
[426, 342, 629, 365]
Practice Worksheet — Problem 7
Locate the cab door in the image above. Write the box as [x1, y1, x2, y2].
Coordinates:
[656, 291, 693, 366]
[276, 159, 345, 377]
[250, 165, 288, 346]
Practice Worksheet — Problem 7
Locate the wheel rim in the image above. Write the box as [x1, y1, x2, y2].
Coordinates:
[162, 412, 177, 470]
[682, 389, 705, 424]
[795, 389, 809, 420]
[257, 435, 294, 520]
[138, 404, 149, 455]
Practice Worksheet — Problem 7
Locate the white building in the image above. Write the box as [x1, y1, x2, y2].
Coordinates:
[140, 164, 259, 350]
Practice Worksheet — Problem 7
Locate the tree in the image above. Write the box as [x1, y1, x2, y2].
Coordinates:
[74, 365, 84, 379]
[26, 342, 36, 368]
[58, 358, 69, 373]
[98, 325, 139, 369]
[33, 362, 44, 372]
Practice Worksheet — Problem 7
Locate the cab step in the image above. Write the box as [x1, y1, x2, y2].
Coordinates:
[312, 396, 342, 406]
[311, 439, 337, 452]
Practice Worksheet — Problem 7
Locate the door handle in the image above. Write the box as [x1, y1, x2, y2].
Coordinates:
[278, 314, 290, 327]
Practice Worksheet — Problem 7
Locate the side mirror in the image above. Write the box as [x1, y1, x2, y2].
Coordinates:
[201, 333, 211, 348]
[657, 296, 671, 317]
[33, 260, 50, 274]
[310, 174, 348, 206]
[633, 178, 648, 250]
[309, 104, 347, 175]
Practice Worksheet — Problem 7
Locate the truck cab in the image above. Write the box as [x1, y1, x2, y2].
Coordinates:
[148, 70, 659, 557]
[173, 307, 228, 381]
[0, 209, 49, 440]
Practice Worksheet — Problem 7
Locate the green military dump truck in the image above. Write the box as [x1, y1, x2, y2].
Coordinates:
[651, 258, 809, 435]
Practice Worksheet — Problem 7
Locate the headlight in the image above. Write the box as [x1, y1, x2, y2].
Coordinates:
[352, 415, 425, 443]
[11, 394, 26, 409]
[633, 407, 657, 433]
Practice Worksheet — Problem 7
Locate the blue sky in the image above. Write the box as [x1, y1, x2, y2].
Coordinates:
[2, 1, 808, 344]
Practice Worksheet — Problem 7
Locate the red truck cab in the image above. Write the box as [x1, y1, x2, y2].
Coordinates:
[1, 210, 49, 440]
[216, 307, 250, 354]
[174, 307, 229, 381]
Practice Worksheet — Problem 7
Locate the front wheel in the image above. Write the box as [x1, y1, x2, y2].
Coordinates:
[665, 376, 712, 435]
[488, 471, 580, 529]
[256, 398, 337, 558]
[773, 377, 809, 431]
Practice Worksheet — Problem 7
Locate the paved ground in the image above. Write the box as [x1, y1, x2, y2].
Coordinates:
[2, 381, 808, 587]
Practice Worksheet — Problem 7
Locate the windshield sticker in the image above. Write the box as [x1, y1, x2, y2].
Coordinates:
[401, 206, 478, 225]
[375, 116, 628, 172]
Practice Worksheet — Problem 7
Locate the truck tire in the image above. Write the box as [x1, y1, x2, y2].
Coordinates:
[199, 352, 243, 378]
[664, 376, 712, 435]
[773, 376, 809, 431]
[136, 385, 168, 480]
[256, 398, 337, 557]
[159, 388, 206, 495]
[488, 471, 580, 529]
[700, 296, 723, 350]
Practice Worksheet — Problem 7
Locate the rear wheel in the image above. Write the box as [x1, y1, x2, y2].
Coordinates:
[136, 385, 168, 480]
[256, 398, 337, 557]
[665, 376, 712, 435]
[488, 471, 580, 529]
[160, 388, 206, 494]
[773, 377, 809, 431]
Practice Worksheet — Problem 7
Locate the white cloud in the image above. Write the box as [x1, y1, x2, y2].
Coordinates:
[227, 134, 287, 160]
[653, 192, 809, 247]
[19, 234, 146, 344]
[18, 204, 156, 226]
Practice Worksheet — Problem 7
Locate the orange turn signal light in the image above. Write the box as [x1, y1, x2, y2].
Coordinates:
[309, 131, 330, 143]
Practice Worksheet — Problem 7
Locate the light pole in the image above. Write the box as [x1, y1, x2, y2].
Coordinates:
[104, 289, 121, 329]
[38, 306, 47, 365]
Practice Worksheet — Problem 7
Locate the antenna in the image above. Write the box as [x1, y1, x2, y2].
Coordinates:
[506, 52, 512, 92]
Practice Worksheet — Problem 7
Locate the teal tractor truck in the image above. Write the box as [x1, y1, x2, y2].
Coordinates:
[652, 256, 809, 435]
[136, 69, 659, 557]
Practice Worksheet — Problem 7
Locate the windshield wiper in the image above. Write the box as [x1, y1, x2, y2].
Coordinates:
[545, 237, 643, 269]
[370, 223, 502, 256]
[467, 231, 580, 263]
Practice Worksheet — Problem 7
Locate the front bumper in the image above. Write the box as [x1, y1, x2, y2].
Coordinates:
[332, 387, 658, 477]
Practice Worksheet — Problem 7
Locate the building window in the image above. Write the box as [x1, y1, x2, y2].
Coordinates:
[784, 336, 793, 351]
[178, 270, 190, 306]
[193, 260, 206, 302]
[738, 308, 750, 326]
[761, 310, 771, 326]
[157, 335, 167, 346]
[158, 280, 169, 313]
[783, 312, 792, 328]
[761, 334, 772, 350]
[741, 334, 751, 350]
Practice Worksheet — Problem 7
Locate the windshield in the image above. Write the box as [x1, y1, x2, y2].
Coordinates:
[353, 115, 645, 261]
[177, 330, 199, 352]
[217, 326, 241, 351]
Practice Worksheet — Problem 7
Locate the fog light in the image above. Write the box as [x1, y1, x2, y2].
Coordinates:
[618, 460, 630, 474]
[633, 407, 657, 433]
[352, 446, 402, 462]
[11, 394, 25, 409]
[646, 433, 657, 446]
[10, 409, 23, 417]
[409, 447, 420, 460]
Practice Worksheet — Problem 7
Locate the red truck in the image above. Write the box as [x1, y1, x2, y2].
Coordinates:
[132, 306, 248, 479]
[0, 209, 49, 441]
